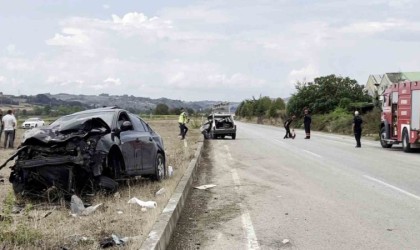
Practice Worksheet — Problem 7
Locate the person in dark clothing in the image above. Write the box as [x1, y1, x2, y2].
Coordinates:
[353, 111, 363, 148]
[283, 115, 296, 139]
[303, 109, 311, 139]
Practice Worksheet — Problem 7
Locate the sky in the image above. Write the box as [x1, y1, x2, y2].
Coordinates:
[0, 0, 420, 102]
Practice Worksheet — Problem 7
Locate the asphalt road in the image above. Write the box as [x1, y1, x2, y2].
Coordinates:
[168, 121, 420, 250]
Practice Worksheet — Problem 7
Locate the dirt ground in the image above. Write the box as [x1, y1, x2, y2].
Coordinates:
[0, 120, 202, 249]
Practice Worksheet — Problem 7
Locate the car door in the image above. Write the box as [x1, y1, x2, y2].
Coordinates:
[129, 115, 156, 170]
[117, 112, 138, 173]
[139, 119, 157, 170]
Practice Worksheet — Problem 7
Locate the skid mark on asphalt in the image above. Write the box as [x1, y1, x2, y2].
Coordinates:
[225, 145, 261, 250]
[364, 175, 420, 201]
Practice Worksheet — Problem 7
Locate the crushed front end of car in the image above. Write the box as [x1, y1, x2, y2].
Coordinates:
[0, 118, 113, 200]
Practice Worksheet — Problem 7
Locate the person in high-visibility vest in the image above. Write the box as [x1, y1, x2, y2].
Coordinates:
[178, 108, 189, 140]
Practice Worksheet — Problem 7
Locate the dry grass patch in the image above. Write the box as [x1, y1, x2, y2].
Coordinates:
[0, 119, 202, 249]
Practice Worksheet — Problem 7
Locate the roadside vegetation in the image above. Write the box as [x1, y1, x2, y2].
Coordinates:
[235, 74, 380, 138]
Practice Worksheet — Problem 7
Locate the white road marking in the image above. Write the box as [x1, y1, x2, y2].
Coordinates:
[274, 139, 285, 143]
[302, 149, 322, 158]
[224, 145, 260, 250]
[364, 175, 420, 201]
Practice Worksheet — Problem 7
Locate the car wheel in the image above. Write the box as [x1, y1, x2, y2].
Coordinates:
[98, 176, 118, 193]
[153, 153, 165, 181]
[221, 135, 225, 139]
[232, 133, 236, 140]
[380, 127, 392, 148]
[402, 129, 412, 152]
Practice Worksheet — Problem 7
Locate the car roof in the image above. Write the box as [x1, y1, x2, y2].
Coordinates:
[72, 106, 123, 115]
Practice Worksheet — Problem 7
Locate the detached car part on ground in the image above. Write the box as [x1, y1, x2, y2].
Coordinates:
[0, 107, 166, 200]
[200, 113, 236, 140]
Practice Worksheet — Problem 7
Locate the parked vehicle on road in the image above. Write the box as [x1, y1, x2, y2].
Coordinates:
[0, 107, 166, 199]
[201, 113, 236, 139]
[21, 117, 45, 129]
[380, 81, 420, 152]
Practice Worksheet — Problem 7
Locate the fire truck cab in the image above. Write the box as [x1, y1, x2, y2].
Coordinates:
[380, 81, 420, 152]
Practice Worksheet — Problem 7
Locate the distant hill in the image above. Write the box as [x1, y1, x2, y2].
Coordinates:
[2, 93, 239, 113]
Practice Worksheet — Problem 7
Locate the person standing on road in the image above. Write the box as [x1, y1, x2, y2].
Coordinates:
[283, 115, 296, 139]
[353, 111, 363, 148]
[178, 108, 189, 140]
[2, 110, 17, 149]
[303, 109, 311, 139]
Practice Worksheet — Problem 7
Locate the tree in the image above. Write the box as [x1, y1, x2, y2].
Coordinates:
[154, 103, 169, 115]
[268, 98, 285, 118]
[287, 75, 371, 116]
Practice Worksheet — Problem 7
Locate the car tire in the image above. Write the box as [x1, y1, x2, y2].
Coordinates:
[232, 133, 236, 140]
[380, 127, 392, 148]
[98, 176, 118, 193]
[402, 129, 412, 152]
[152, 153, 165, 181]
[221, 135, 225, 139]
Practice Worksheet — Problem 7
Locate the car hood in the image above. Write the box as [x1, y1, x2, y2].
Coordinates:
[22, 117, 111, 145]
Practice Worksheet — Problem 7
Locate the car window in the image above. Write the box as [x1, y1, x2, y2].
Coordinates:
[118, 112, 133, 130]
[139, 119, 150, 132]
[129, 114, 146, 132]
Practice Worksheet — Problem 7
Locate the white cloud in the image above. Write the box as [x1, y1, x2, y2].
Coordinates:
[104, 77, 122, 86]
[46, 28, 90, 46]
[288, 64, 319, 85]
[111, 12, 173, 31]
[0, 75, 6, 83]
[102, 4, 110, 9]
[164, 61, 265, 90]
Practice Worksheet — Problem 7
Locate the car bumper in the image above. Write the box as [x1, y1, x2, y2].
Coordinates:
[212, 129, 236, 135]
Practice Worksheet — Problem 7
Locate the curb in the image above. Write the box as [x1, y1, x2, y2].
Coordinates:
[140, 141, 204, 250]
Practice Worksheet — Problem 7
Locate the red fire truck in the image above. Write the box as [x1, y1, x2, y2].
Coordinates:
[380, 81, 420, 152]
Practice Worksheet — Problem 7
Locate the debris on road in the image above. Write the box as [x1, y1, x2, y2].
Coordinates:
[155, 188, 166, 196]
[70, 195, 102, 216]
[117, 210, 123, 215]
[194, 184, 217, 190]
[12, 205, 25, 214]
[282, 239, 290, 244]
[99, 234, 127, 248]
[127, 197, 157, 209]
[168, 166, 174, 177]
[113, 192, 121, 199]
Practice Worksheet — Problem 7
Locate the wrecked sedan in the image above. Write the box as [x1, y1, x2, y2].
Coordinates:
[1, 107, 166, 199]
[200, 113, 236, 139]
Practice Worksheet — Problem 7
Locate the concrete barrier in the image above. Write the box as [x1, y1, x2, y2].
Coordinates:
[140, 141, 204, 250]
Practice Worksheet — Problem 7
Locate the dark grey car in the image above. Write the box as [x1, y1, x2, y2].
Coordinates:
[0, 107, 166, 199]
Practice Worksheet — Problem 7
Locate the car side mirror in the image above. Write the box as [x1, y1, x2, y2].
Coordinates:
[121, 121, 133, 131]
